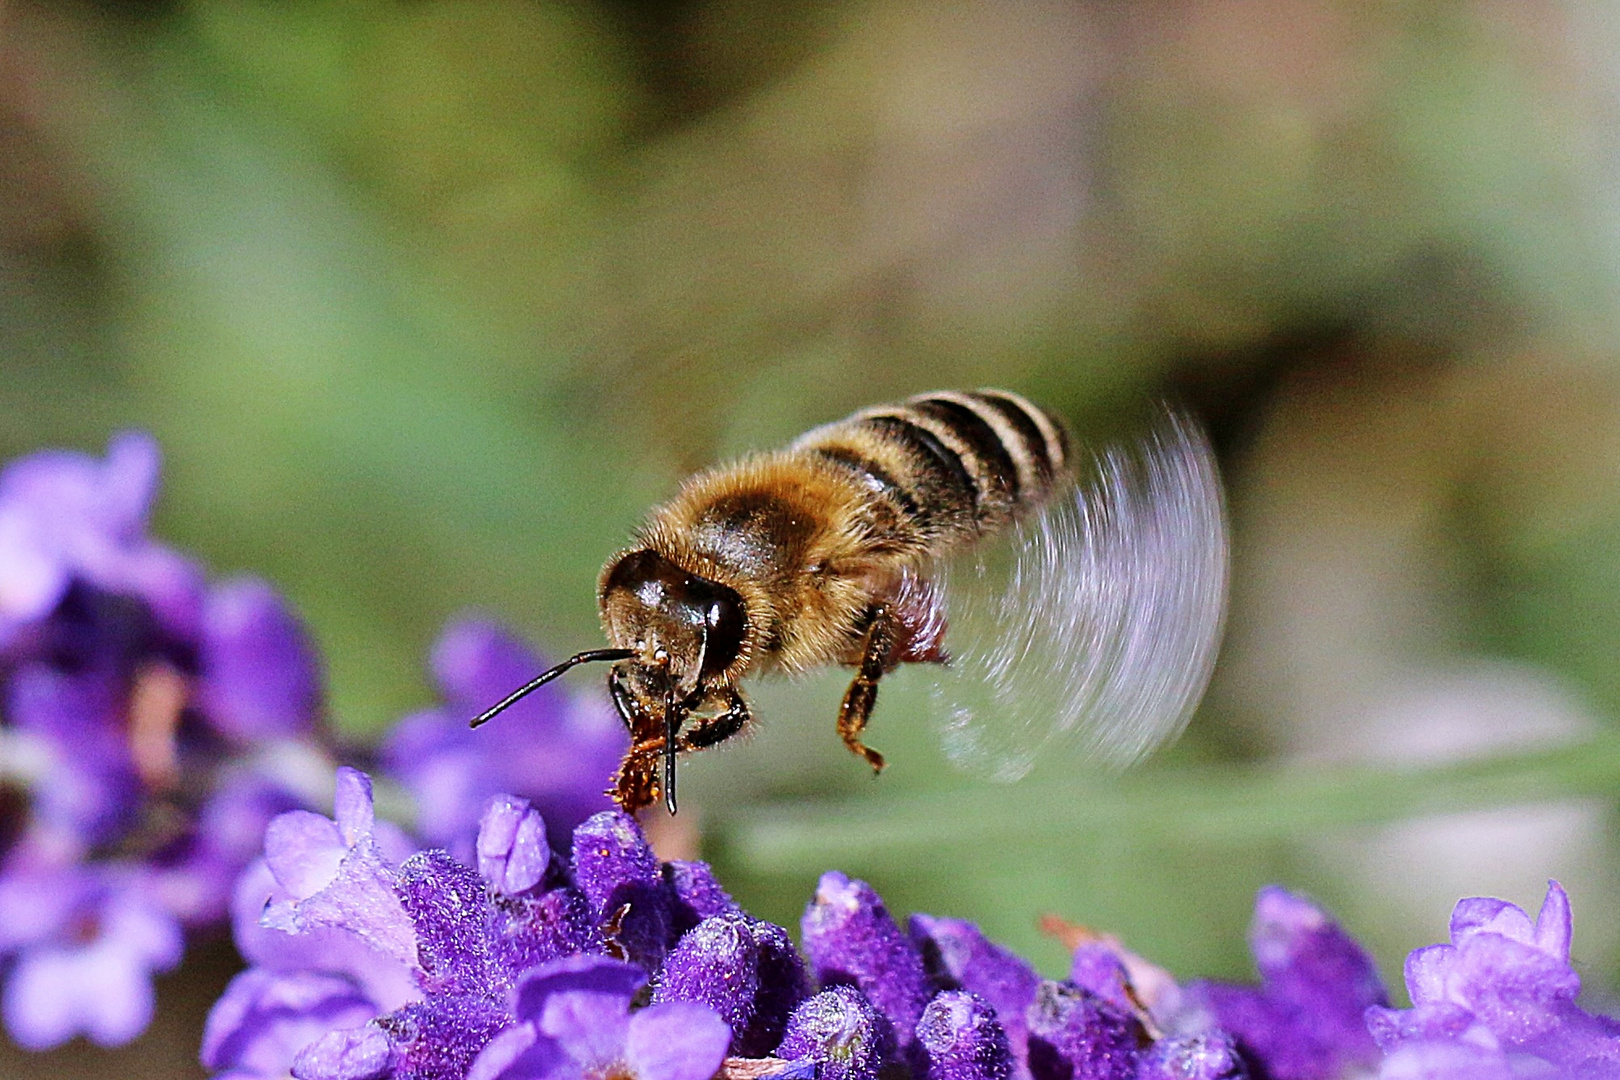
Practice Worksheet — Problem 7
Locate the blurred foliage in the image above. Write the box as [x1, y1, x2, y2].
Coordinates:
[8, 1, 1620, 1074]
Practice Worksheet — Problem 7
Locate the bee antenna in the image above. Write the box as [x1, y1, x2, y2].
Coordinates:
[469, 648, 635, 729]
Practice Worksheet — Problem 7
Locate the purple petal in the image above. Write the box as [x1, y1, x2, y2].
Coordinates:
[197, 577, 321, 740]
[513, 955, 647, 1022]
[0, 863, 90, 952]
[478, 795, 551, 897]
[201, 969, 378, 1075]
[802, 872, 931, 1049]
[626, 1001, 732, 1080]
[916, 991, 1013, 1080]
[467, 1022, 569, 1080]
[291, 1023, 396, 1080]
[540, 990, 632, 1071]
[1448, 897, 1534, 947]
[264, 811, 347, 900]
[1402, 945, 1455, 1007]
[1533, 881, 1572, 962]
[333, 767, 377, 846]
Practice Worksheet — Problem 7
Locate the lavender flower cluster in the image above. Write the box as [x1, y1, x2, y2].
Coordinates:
[0, 435, 623, 1051]
[204, 764, 1620, 1080]
[3, 433, 1619, 1080]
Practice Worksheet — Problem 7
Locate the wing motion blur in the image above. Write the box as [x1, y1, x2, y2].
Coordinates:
[928, 407, 1229, 781]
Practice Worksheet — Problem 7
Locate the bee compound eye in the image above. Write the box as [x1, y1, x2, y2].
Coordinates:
[700, 592, 745, 678]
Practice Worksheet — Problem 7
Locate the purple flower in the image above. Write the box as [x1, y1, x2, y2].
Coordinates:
[1182, 887, 1386, 1080]
[1366, 881, 1620, 1078]
[380, 619, 626, 858]
[1025, 980, 1142, 1080]
[202, 970, 379, 1080]
[0, 862, 182, 1050]
[197, 578, 323, 741]
[1133, 1033, 1248, 1080]
[776, 985, 896, 1080]
[260, 768, 421, 971]
[910, 915, 1040, 1077]
[653, 912, 811, 1057]
[802, 872, 932, 1052]
[664, 859, 739, 937]
[0, 432, 331, 1049]
[466, 955, 731, 1080]
[572, 809, 672, 974]
[916, 991, 1013, 1080]
[0, 431, 199, 647]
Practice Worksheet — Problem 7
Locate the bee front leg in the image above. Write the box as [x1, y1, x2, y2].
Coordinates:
[608, 667, 663, 813]
[680, 686, 751, 750]
[838, 605, 896, 774]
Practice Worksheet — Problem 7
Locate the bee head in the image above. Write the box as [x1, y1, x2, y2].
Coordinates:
[599, 548, 746, 698]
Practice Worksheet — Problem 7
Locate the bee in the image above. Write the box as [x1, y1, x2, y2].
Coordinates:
[471, 390, 1227, 816]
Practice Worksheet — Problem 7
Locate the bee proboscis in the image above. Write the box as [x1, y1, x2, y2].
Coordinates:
[471, 389, 1228, 814]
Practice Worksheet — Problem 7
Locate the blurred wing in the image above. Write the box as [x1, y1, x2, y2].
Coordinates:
[928, 407, 1228, 781]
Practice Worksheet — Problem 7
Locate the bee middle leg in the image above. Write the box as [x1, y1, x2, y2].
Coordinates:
[838, 605, 896, 774]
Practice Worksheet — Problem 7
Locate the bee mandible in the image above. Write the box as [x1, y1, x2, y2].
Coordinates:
[471, 390, 1225, 816]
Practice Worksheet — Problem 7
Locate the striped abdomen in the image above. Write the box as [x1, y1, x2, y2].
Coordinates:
[794, 389, 1070, 547]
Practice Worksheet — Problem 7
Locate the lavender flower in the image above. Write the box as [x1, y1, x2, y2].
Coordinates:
[467, 955, 731, 1080]
[1132, 1033, 1248, 1080]
[911, 915, 1040, 1079]
[380, 618, 626, 858]
[775, 985, 896, 1080]
[653, 911, 811, 1056]
[1025, 980, 1142, 1080]
[915, 991, 1013, 1080]
[1366, 881, 1620, 1079]
[802, 871, 932, 1052]
[0, 861, 182, 1050]
[197, 760, 1620, 1080]
[1182, 886, 1386, 1080]
[0, 434, 330, 1049]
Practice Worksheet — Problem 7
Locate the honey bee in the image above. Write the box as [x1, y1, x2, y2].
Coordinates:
[472, 390, 1227, 815]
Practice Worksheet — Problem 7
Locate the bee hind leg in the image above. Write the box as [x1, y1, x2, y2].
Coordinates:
[838, 605, 896, 774]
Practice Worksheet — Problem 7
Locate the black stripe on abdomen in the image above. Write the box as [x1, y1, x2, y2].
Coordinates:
[863, 415, 979, 515]
[968, 390, 1060, 487]
[909, 396, 1021, 502]
[812, 445, 923, 521]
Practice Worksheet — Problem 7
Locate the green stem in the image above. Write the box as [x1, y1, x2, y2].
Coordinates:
[711, 730, 1620, 872]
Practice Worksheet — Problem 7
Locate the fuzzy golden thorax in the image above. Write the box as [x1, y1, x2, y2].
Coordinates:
[602, 450, 933, 687]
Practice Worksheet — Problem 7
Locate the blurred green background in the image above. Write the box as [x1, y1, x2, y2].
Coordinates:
[8, 1, 1620, 1075]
